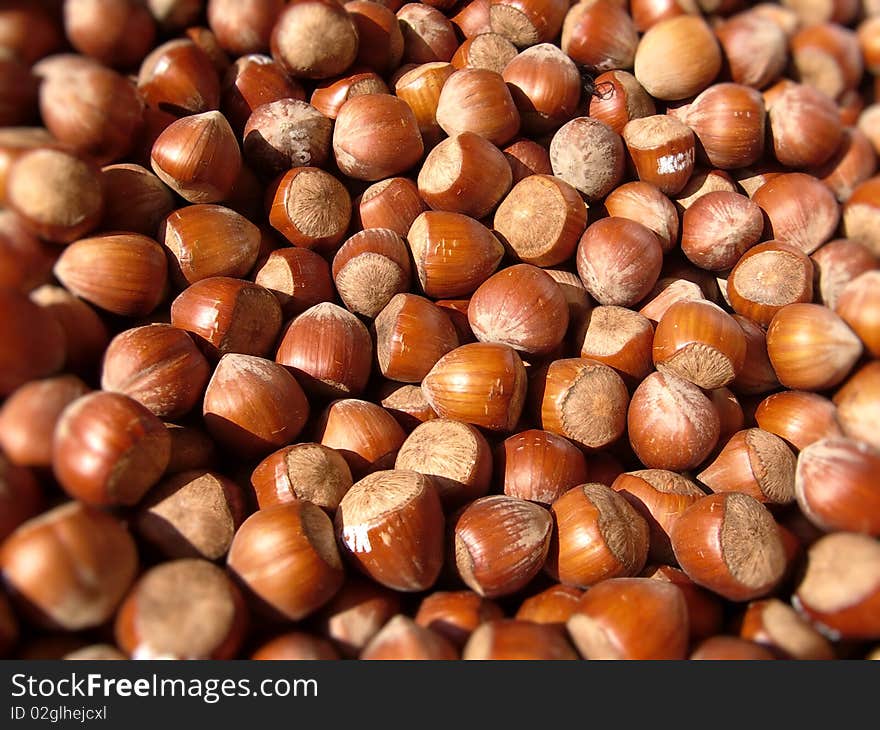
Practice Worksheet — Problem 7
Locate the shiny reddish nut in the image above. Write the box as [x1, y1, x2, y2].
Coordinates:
[0, 210, 56, 293]
[489, 0, 567, 46]
[361, 615, 458, 660]
[228, 501, 344, 620]
[603, 181, 677, 252]
[344, 1, 403, 73]
[398, 3, 458, 63]
[766, 303, 862, 391]
[683, 83, 766, 169]
[752, 173, 840, 255]
[270, 0, 358, 79]
[670, 492, 786, 602]
[532, 358, 628, 450]
[332, 229, 412, 319]
[547, 483, 649, 589]
[740, 598, 835, 660]
[501, 44, 580, 135]
[269, 166, 352, 251]
[243, 98, 330, 178]
[137, 39, 220, 115]
[561, 0, 637, 71]
[765, 82, 843, 169]
[652, 300, 747, 390]
[252, 632, 339, 660]
[492, 174, 586, 268]
[834, 271, 880, 357]
[28, 287, 104, 377]
[576, 217, 663, 307]
[711, 387, 745, 442]
[697, 428, 797, 505]
[577, 306, 654, 384]
[38, 63, 143, 166]
[611, 470, 705, 565]
[834, 361, 880, 450]
[726, 241, 815, 327]
[435, 68, 519, 146]
[451, 33, 517, 74]
[314, 578, 400, 657]
[164, 424, 217, 476]
[755, 391, 843, 452]
[497, 429, 588, 506]
[843, 177, 880, 256]
[336, 470, 444, 592]
[467, 264, 569, 357]
[453, 494, 552, 598]
[203, 354, 309, 460]
[99, 163, 174, 237]
[422, 342, 526, 432]
[254, 247, 334, 319]
[415, 590, 503, 648]
[0, 502, 137, 631]
[794, 438, 880, 537]
[6, 148, 103, 244]
[395, 419, 491, 509]
[0, 456, 42, 542]
[333, 95, 424, 181]
[275, 302, 373, 399]
[811, 128, 877, 203]
[567, 577, 690, 659]
[588, 70, 656, 136]
[100, 325, 209, 420]
[549, 116, 624, 201]
[435, 299, 477, 344]
[378, 383, 439, 431]
[375, 294, 459, 383]
[206, 0, 283, 56]
[220, 54, 306, 134]
[393, 61, 455, 148]
[356, 177, 427, 238]
[628, 371, 720, 472]
[171, 277, 282, 360]
[116, 559, 246, 660]
[184, 26, 230, 78]
[634, 16, 721, 101]
[674, 167, 739, 212]
[502, 138, 552, 183]
[315, 399, 406, 478]
[408, 211, 504, 299]
[793, 532, 880, 641]
[639, 278, 706, 324]
[150, 111, 241, 204]
[53, 233, 167, 317]
[790, 22, 862, 101]
[251, 443, 352, 513]
[0, 289, 65, 396]
[645, 565, 724, 642]
[0, 54, 37, 127]
[53, 392, 171, 507]
[63, 0, 153, 66]
[515, 584, 583, 626]
[135, 469, 245, 561]
[623, 115, 695, 196]
[690, 636, 775, 660]
[463, 619, 578, 660]
[714, 12, 787, 90]
[418, 132, 512, 219]
[681, 191, 763, 271]
[0, 376, 89, 470]
[452, 0, 492, 36]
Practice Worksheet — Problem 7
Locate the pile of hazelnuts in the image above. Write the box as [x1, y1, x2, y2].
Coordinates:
[0, 0, 878, 661]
